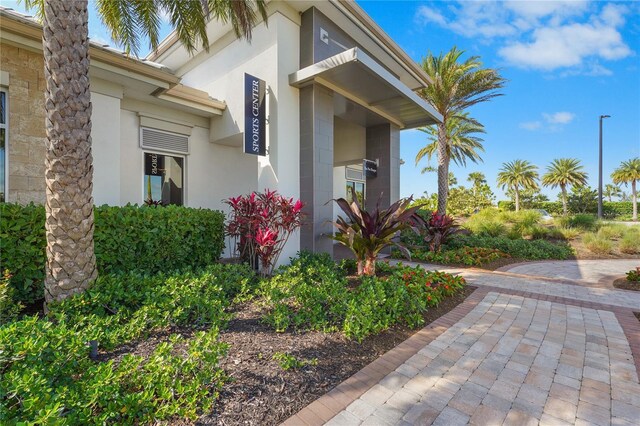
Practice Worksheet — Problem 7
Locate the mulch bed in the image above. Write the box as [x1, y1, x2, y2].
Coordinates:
[199, 285, 477, 425]
[613, 277, 640, 292]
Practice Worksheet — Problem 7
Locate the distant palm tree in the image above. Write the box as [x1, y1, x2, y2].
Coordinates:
[467, 171, 486, 196]
[496, 160, 539, 212]
[611, 158, 640, 221]
[542, 158, 588, 216]
[417, 47, 506, 215]
[603, 183, 622, 202]
[23, 0, 267, 303]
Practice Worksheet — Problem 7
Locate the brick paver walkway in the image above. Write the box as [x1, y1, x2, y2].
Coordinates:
[286, 260, 640, 426]
[497, 260, 639, 284]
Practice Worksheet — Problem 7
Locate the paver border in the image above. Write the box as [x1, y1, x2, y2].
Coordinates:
[284, 285, 640, 426]
[281, 286, 490, 426]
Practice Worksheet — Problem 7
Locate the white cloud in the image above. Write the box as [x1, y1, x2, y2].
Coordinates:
[520, 111, 575, 131]
[520, 121, 542, 130]
[415, 1, 633, 76]
[499, 18, 631, 70]
[543, 112, 575, 124]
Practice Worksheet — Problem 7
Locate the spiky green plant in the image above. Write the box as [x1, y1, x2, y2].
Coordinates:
[542, 158, 588, 216]
[496, 160, 539, 212]
[611, 158, 640, 221]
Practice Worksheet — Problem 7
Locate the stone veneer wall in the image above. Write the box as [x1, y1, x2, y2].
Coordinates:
[1, 42, 47, 204]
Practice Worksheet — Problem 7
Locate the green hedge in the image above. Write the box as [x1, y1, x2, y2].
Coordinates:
[497, 200, 633, 217]
[0, 203, 225, 304]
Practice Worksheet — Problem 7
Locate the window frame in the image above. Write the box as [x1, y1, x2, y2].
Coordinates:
[346, 179, 366, 205]
[141, 150, 187, 206]
[0, 87, 8, 202]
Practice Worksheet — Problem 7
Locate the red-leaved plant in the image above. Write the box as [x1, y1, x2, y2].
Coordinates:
[329, 189, 422, 276]
[225, 190, 304, 276]
[418, 211, 459, 252]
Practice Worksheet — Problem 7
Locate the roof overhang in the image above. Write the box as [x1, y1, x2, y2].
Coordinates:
[289, 47, 441, 129]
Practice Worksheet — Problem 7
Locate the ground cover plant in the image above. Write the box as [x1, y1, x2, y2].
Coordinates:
[448, 234, 574, 260]
[2, 250, 470, 425]
[408, 246, 508, 266]
[259, 252, 466, 342]
[0, 264, 255, 424]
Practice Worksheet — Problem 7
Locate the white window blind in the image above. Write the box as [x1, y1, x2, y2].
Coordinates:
[140, 127, 189, 155]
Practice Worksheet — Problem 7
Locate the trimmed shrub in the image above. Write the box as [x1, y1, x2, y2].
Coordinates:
[0, 203, 225, 304]
[448, 235, 574, 260]
[0, 203, 46, 305]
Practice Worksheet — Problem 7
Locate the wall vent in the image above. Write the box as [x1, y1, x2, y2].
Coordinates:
[141, 127, 189, 155]
[345, 165, 364, 181]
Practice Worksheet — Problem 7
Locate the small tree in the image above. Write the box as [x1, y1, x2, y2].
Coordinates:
[225, 190, 304, 276]
[612, 158, 640, 221]
[330, 190, 420, 276]
[542, 158, 588, 216]
[496, 160, 539, 212]
[567, 186, 597, 214]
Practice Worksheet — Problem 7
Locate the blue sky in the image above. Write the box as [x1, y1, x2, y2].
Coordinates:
[359, 1, 640, 200]
[7, 0, 639, 201]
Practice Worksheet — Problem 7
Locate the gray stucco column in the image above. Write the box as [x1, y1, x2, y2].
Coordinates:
[365, 123, 400, 210]
[300, 84, 334, 255]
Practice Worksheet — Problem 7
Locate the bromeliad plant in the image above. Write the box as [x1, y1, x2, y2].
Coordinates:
[329, 189, 421, 276]
[418, 211, 459, 252]
[225, 190, 304, 276]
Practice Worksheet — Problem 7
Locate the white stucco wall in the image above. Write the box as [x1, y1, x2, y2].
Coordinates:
[91, 92, 121, 206]
[178, 11, 302, 264]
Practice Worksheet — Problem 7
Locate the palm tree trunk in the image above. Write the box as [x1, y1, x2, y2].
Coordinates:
[633, 180, 637, 221]
[561, 185, 568, 216]
[436, 123, 449, 215]
[43, 0, 97, 303]
[514, 186, 520, 212]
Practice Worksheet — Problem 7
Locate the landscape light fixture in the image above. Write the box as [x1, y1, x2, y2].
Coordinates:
[598, 114, 611, 219]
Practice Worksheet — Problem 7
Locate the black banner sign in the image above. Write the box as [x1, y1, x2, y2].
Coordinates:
[363, 159, 377, 178]
[244, 73, 266, 156]
[144, 152, 164, 176]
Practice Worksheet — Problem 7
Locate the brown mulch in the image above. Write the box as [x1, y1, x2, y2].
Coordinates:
[199, 285, 477, 425]
[613, 277, 640, 292]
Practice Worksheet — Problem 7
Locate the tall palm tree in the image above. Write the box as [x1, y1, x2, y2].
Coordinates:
[417, 47, 506, 215]
[603, 183, 622, 202]
[542, 158, 588, 216]
[416, 113, 486, 169]
[23, 0, 267, 303]
[611, 158, 640, 221]
[496, 160, 539, 212]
